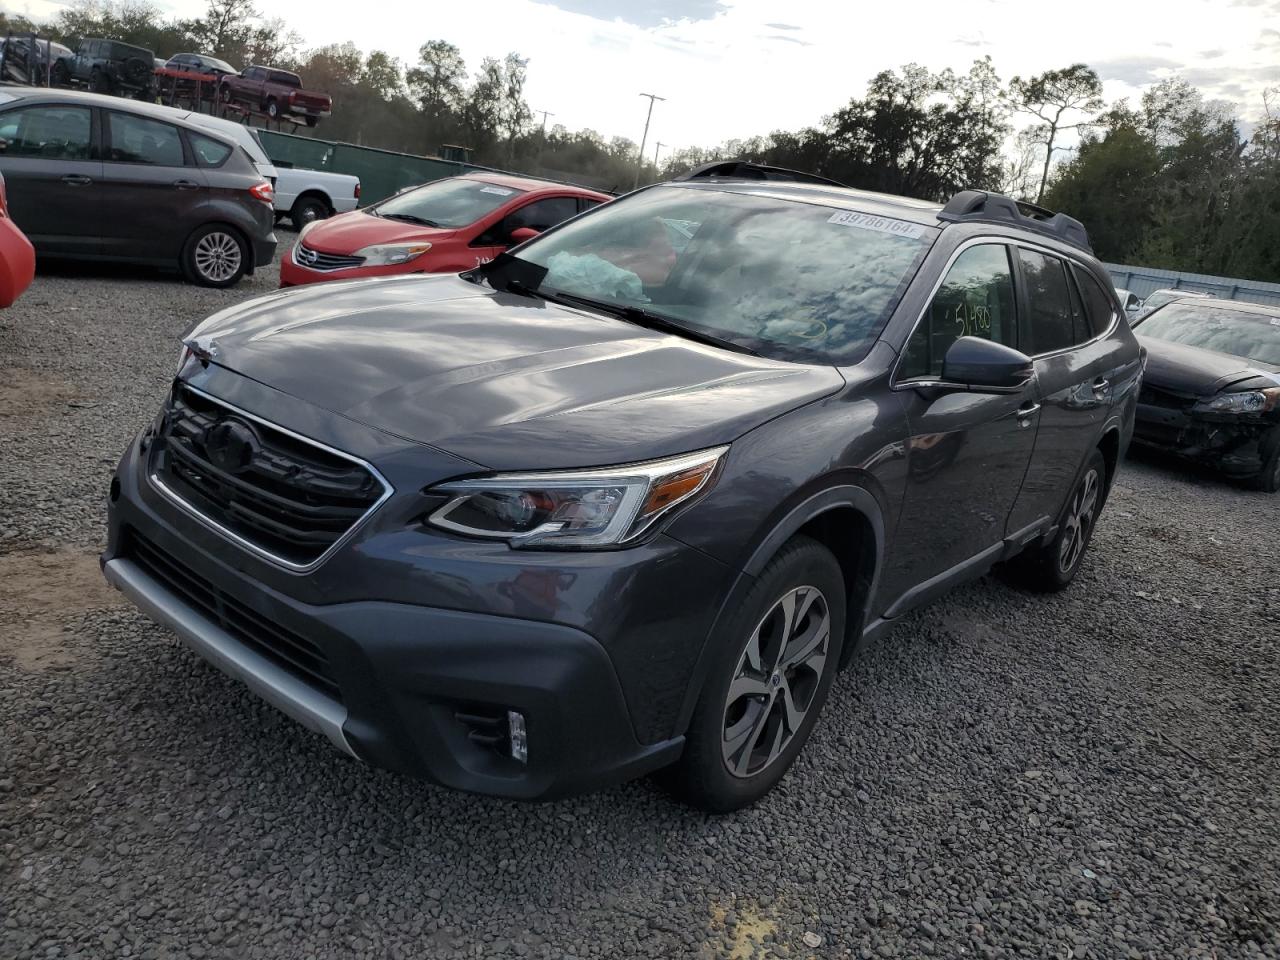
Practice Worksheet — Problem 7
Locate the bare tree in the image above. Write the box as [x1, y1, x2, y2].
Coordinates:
[1007, 64, 1104, 203]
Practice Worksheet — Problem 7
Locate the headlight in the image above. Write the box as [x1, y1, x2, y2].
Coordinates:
[1193, 387, 1280, 414]
[354, 242, 432, 267]
[177, 343, 191, 374]
[427, 446, 729, 548]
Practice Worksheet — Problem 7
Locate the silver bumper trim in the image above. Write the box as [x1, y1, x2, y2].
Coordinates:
[104, 557, 356, 757]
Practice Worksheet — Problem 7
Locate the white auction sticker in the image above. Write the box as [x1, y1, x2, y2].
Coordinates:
[480, 186, 514, 196]
[827, 210, 926, 239]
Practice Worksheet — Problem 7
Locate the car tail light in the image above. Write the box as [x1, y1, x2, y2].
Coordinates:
[354, 182, 360, 200]
[249, 181, 274, 205]
[0, 173, 8, 217]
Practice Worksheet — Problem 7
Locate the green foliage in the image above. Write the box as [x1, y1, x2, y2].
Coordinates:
[12, 0, 1280, 281]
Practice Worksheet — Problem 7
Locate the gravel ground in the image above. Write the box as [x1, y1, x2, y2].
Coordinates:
[2, 247, 1279, 960]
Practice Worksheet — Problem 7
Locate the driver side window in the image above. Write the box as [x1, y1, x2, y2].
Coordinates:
[900, 244, 1017, 380]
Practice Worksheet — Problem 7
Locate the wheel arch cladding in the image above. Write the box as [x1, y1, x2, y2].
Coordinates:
[672, 485, 885, 737]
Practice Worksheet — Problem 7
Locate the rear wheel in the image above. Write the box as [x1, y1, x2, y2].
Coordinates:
[1009, 448, 1107, 592]
[220, 83, 232, 104]
[51, 60, 70, 87]
[90, 69, 111, 94]
[265, 98, 280, 120]
[664, 535, 845, 812]
[290, 196, 329, 232]
[181, 224, 248, 288]
[305, 115, 319, 128]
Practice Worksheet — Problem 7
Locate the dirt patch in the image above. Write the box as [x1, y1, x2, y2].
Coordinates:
[0, 367, 87, 421]
[0, 547, 121, 673]
[705, 900, 782, 959]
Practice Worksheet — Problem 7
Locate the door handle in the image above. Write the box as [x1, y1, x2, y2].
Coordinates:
[1016, 402, 1040, 427]
[61, 174, 92, 186]
[173, 179, 200, 190]
[1092, 377, 1110, 397]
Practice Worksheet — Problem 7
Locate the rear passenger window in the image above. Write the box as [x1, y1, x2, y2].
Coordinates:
[1017, 249, 1076, 354]
[1072, 266, 1116, 337]
[189, 131, 231, 167]
[900, 244, 1018, 380]
[106, 112, 184, 166]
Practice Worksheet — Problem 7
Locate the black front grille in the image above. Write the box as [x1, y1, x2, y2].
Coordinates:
[294, 241, 365, 271]
[125, 530, 342, 702]
[1139, 384, 1198, 411]
[152, 385, 386, 567]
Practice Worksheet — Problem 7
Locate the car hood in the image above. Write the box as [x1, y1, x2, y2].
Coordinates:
[1138, 336, 1280, 396]
[187, 275, 844, 470]
[302, 210, 459, 251]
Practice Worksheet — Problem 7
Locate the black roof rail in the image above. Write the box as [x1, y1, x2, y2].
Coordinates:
[938, 190, 1092, 252]
[677, 160, 847, 188]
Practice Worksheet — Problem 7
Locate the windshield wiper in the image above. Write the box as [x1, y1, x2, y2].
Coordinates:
[551, 292, 759, 357]
[379, 212, 440, 227]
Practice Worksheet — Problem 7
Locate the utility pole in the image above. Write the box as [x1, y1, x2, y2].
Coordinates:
[654, 141, 665, 169]
[634, 92, 666, 189]
[537, 109, 554, 134]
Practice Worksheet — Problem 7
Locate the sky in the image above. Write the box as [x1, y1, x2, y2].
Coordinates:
[7, 0, 1280, 153]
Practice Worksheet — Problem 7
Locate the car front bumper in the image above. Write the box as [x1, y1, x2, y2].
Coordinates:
[101, 388, 731, 798]
[1133, 402, 1279, 477]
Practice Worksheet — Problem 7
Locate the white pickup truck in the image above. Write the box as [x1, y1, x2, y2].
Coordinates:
[169, 109, 361, 230]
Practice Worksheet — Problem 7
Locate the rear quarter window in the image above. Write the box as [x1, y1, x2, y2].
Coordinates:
[189, 131, 232, 167]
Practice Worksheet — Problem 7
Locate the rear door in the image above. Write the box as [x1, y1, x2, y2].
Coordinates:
[0, 102, 102, 256]
[881, 241, 1040, 609]
[1006, 248, 1131, 532]
[98, 109, 205, 262]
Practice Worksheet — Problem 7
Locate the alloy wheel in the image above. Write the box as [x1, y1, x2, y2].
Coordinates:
[193, 231, 242, 283]
[721, 585, 830, 779]
[1058, 467, 1100, 574]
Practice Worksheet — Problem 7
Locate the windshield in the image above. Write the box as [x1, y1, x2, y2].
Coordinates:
[372, 177, 525, 229]
[206, 57, 235, 72]
[511, 184, 936, 364]
[1136, 302, 1280, 365]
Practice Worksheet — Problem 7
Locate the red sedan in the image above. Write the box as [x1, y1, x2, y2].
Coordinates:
[279, 173, 611, 288]
[0, 171, 34, 307]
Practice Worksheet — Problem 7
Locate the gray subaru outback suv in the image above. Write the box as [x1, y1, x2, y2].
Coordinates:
[103, 162, 1141, 811]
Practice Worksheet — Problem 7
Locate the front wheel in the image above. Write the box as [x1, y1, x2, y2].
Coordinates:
[220, 83, 232, 104]
[51, 60, 70, 87]
[181, 224, 248, 288]
[1253, 428, 1280, 493]
[664, 535, 846, 812]
[90, 69, 111, 94]
[265, 98, 279, 119]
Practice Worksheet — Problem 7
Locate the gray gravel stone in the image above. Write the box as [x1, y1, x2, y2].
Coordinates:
[2, 244, 1279, 959]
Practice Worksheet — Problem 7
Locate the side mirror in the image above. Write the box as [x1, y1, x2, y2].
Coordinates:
[508, 226, 540, 245]
[940, 337, 1033, 393]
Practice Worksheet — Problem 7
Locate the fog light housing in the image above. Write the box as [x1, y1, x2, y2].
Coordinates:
[507, 710, 528, 764]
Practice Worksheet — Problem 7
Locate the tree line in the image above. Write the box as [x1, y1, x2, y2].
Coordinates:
[5, 0, 1279, 282]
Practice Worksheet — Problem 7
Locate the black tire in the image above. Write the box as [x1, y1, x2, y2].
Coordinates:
[290, 196, 329, 232]
[90, 69, 111, 94]
[663, 535, 846, 812]
[265, 98, 279, 120]
[220, 83, 232, 104]
[1009, 448, 1108, 592]
[181, 224, 248, 288]
[51, 60, 70, 87]
[305, 115, 319, 128]
[1252, 428, 1280, 493]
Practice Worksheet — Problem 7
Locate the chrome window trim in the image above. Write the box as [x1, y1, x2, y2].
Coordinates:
[146, 383, 394, 575]
[890, 235, 1120, 391]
